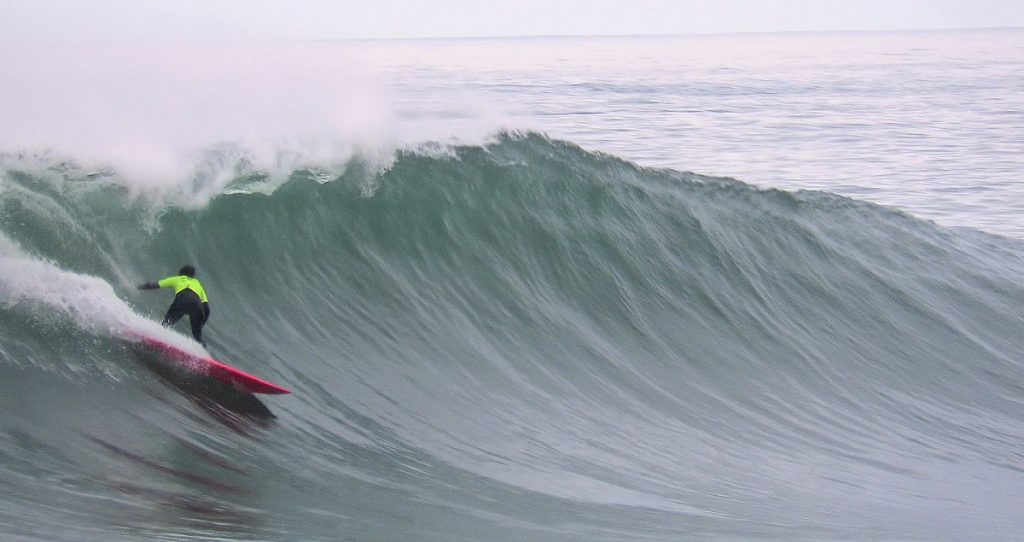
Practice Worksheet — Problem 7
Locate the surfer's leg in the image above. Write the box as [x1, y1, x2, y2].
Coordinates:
[188, 312, 205, 345]
[162, 290, 196, 329]
[161, 302, 186, 327]
[184, 299, 206, 345]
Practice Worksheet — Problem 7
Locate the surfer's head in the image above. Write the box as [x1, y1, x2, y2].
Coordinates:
[178, 265, 196, 277]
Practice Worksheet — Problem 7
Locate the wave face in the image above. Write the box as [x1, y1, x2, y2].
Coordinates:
[2, 133, 1024, 541]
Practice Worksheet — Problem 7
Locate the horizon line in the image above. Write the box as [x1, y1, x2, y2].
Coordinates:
[4, 25, 1021, 46]
[346, 25, 1023, 43]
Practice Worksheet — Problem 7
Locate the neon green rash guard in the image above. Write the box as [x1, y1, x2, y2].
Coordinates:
[157, 275, 209, 303]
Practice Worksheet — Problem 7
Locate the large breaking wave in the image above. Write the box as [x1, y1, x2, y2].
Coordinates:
[2, 132, 1023, 541]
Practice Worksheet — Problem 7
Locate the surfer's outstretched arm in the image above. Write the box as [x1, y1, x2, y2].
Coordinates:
[138, 282, 160, 290]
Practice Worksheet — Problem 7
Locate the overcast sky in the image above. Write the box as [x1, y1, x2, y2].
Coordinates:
[2, 0, 1023, 41]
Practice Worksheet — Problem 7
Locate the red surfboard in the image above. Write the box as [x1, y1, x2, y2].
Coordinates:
[134, 335, 290, 395]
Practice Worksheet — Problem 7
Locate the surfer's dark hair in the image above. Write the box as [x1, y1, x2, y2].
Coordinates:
[178, 265, 196, 277]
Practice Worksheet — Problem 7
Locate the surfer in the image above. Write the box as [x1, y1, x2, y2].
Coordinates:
[138, 265, 211, 346]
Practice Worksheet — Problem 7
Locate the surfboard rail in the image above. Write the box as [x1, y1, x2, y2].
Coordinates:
[132, 334, 291, 395]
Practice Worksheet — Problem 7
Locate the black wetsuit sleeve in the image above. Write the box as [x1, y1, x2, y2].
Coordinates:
[138, 282, 160, 290]
[203, 302, 211, 322]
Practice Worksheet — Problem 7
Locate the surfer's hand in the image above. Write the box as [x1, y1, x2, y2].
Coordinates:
[138, 282, 158, 290]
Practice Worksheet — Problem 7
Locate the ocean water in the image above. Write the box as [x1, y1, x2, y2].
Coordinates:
[1, 29, 1023, 541]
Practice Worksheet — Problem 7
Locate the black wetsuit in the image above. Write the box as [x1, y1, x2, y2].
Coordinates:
[161, 289, 210, 345]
